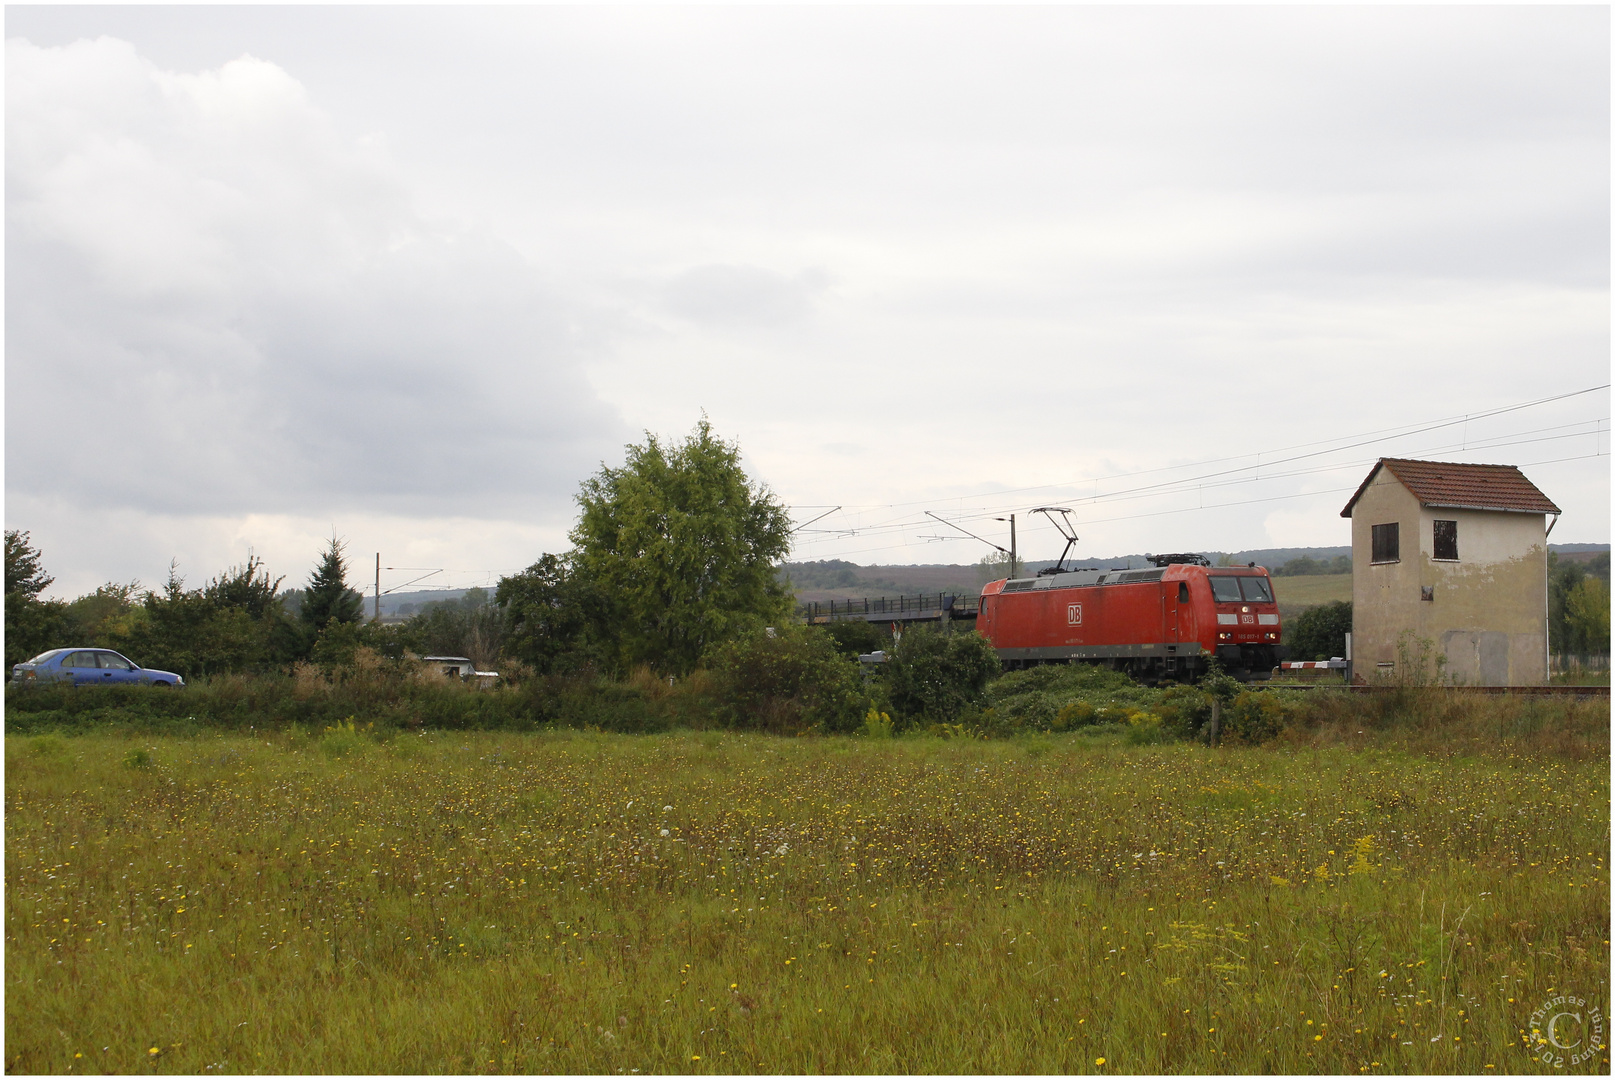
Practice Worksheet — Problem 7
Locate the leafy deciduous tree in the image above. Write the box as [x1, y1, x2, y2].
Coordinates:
[1286, 600, 1353, 662]
[497, 554, 603, 675]
[883, 625, 1001, 725]
[706, 624, 869, 734]
[407, 587, 508, 671]
[570, 419, 793, 674]
[4, 530, 66, 667]
[1564, 576, 1610, 658]
[6, 529, 53, 600]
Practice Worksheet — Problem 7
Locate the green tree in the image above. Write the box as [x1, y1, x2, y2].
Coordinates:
[706, 624, 869, 734]
[571, 419, 793, 674]
[883, 625, 1001, 725]
[1275, 554, 1351, 577]
[496, 554, 604, 675]
[4, 530, 67, 667]
[6, 529, 53, 600]
[1286, 600, 1352, 662]
[300, 536, 365, 632]
[112, 555, 307, 678]
[819, 618, 887, 660]
[407, 587, 508, 671]
[976, 550, 1015, 585]
[62, 581, 143, 645]
[1564, 577, 1610, 658]
[203, 553, 284, 621]
[1548, 551, 1588, 658]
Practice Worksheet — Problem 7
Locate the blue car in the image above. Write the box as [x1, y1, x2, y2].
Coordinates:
[10, 648, 185, 688]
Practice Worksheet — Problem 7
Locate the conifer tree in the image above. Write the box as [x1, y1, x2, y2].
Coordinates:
[300, 535, 365, 630]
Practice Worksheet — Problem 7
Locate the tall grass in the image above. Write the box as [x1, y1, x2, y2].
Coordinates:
[6, 721, 1607, 1074]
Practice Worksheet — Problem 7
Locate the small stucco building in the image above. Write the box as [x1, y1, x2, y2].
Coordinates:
[1340, 458, 1561, 686]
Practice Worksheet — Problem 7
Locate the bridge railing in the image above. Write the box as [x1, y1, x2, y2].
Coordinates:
[798, 593, 980, 623]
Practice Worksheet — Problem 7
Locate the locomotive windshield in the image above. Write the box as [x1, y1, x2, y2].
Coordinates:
[1209, 575, 1274, 603]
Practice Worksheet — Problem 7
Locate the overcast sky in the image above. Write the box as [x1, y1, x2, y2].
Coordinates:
[7, 6, 1609, 599]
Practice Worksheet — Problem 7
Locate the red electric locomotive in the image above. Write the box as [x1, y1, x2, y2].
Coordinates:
[977, 552, 1288, 682]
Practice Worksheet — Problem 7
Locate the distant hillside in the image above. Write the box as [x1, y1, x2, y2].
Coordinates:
[1553, 546, 1610, 579]
[784, 543, 1608, 604]
[373, 588, 481, 618]
[782, 561, 988, 603]
[361, 542, 1604, 615]
[782, 546, 1354, 602]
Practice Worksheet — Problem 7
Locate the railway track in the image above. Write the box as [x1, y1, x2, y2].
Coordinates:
[1262, 682, 1608, 697]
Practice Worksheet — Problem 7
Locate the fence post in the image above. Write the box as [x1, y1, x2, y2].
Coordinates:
[1209, 698, 1221, 747]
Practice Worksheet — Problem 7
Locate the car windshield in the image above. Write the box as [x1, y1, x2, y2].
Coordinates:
[1240, 577, 1274, 602]
[1209, 576, 1243, 603]
[24, 650, 64, 665]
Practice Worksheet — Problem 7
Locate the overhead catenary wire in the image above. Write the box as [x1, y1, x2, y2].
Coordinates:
[785, 405, 1608, 544]
[785, 441, 1608, 564]
[787, 384, 1608, 518]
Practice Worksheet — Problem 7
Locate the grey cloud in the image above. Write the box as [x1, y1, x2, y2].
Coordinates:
[6, 38, 626, 522]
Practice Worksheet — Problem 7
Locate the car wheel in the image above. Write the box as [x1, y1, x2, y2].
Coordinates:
[151, 680, 171, 687]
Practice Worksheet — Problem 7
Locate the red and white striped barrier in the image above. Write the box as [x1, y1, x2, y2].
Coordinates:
[1282, 660, 1348, 670]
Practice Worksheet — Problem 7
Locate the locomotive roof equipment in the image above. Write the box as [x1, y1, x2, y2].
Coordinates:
[1030, 507, 1083, 575]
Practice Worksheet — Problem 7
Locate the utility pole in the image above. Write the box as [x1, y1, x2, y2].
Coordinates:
[993, 514, 1019, 578]
[374, 553, 381, 622]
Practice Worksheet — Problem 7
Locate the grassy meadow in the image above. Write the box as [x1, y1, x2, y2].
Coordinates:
[1271, 572, 1354, 619]
[6, 701, 1609, 1075]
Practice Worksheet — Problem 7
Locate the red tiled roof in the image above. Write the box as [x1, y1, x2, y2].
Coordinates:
[1340, 458, 1561, 518]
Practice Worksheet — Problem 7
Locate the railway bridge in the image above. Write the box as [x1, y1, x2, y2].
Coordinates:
[798, 592, 979, 626]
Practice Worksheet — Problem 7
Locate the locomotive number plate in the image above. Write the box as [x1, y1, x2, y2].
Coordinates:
[1067, 604, 1082, 626]
[1241, 614, 1255, 625]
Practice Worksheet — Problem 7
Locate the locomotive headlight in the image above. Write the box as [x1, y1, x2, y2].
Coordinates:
[1241, 605, 1250, 613]
[1218, 632, 1232, 640]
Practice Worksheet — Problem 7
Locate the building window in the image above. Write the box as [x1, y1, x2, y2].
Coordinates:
[1371, 522, 1400, 564]
[1433, 519, 1458, 561]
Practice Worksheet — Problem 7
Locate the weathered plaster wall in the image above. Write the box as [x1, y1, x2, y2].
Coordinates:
[1419, 508, 1547, 685]
[1350, 468, 1549, 685]
[1351, 471, 1422, 679]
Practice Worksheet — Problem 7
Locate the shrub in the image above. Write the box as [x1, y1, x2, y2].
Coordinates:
[1223, 691, 1287, 744]
[319, 717, 367, 757]
[862, 708, 894, 738]
[1287, 601, 1352, 662]
[820, 620, 888, 660]
[706, 625, 869, 734]
[1054, 700, 1096, 730]
[884, 627, 1001, 726]
[1123, 709, 1167, 745]
[1155, 684, 1213, 739]
[984, 663, 1153, 733]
